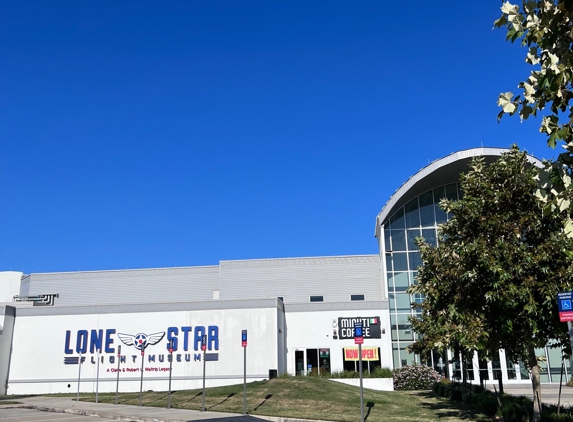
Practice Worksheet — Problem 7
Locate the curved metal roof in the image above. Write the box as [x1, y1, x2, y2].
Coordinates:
[374, 147, 543, 239]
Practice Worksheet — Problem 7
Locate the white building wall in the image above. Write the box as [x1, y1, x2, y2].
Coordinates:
[0, 272, 22, 303]
[0, 306, 16, 395]
[220, 256, 382, 303]
[284, 305, 392, 375]
[26, 267, 220, 306]
[8, 302, 282, 395]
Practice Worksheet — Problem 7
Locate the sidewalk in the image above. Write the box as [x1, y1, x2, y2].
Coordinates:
[487, 383, 573, 406]
[1, 395, 321, 422]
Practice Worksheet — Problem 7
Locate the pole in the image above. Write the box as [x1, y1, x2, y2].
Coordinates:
[567, 321, 573, 379]
[95, 351, 100, 403]
[168, 340, 173, 409]
[115, 345, 121, 405]
[243, 346, 247, 415]
[76, 352, 82, 402]
[139, 348, 145, 407]
[558, 358, 564, 415]
[358, 343, 364, 422]
[202, 348, 206, 412]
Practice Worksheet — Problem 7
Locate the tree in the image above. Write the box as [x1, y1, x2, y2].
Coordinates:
[495, 1, 573, 149]
[409, 147, 573, 421]
[495, 1, 573, 233]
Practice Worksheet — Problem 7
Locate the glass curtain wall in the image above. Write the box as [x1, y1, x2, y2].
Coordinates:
[384, 184, 459, 370]
[383, 184, 572, 383]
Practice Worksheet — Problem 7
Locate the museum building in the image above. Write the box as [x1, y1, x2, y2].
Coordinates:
[0, 147, 565, 395]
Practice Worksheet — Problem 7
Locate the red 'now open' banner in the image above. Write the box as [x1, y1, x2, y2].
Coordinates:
[343, 347, 379, 361]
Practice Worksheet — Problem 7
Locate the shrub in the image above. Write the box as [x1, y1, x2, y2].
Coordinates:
[371, 366, 393, 378]
[393, 364, 441, 390]
[433, 378, 573, 421]
[327, 367, 393, 379]
[498, 396, 531, 422]
[464, 391, 500, 417]
[432, 378, 450, 397]
[328, 370, 358, 379]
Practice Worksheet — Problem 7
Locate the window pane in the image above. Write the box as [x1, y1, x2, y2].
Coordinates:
[384, 227, 392, 252]
[434, 186, 447, 223]
[547, 346, 563, 383]
[433, 186, 445, 202]
[310, 296, 324, 302]
[478, 359, 489, 381]
[393, 344, 401, 368]
[390, 315, 398, 341]
[419, 191, 435, 227]
[387, 273, 395, 292]
[399, 342, 415, 366]
[389, 208, 405, 229]
[519, 361, 529, 380]
[409, 252, 422, 270]
[422, 229, 437, 247]
[393, 272, 409, 292]
[391, 230, 406, 251]
[385, 254, 393, 272]
[404, 198, 420, 228]
[395, 293, 412, 311]
[445, 183, 458, 200]
[506, 357, 517, 380]
[397, 314, 413, 340]
[392, 253, 408, 271]
[411, 271, 418, 286]
[407, 229, 421, 250]
[492, 357, 502, 381]
[389, 293, 396, 312]
[351, 294, 365, 301]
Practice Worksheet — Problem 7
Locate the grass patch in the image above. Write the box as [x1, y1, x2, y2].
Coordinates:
[0, 395, 34, 406]
[78, 376, 490, 422]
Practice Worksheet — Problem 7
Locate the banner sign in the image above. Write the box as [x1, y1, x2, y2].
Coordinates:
[63, 325, 220, 369]
[558, 292, 573, 322]
[337, 317, 381, 339]
[343, 347, 379, 361]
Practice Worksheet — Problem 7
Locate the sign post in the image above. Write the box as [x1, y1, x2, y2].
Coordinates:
[138, 348, 145, 407]
[76, 352, 83, 402]
[201, 334, 207, 412]
[167, 339, 174, 409]
[95, 351, 100, 403]
[557, 292, 573, 379]
[354, 322, 364, 422]
[115, 345, 121, 405]
[242, 329, 247, 415]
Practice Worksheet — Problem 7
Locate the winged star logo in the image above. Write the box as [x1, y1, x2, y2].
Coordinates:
[117, 332, 165, 351]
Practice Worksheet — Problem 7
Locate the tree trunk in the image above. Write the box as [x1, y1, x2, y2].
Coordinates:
[527, 345, 542, 422]
[493, 349, 504, 394]
[462, 353, 471, 402]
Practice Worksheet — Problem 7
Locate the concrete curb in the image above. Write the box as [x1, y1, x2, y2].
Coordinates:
[253, 416, 333, 422]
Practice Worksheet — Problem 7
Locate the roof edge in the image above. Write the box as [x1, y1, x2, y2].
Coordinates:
[374, 147, 542, 237]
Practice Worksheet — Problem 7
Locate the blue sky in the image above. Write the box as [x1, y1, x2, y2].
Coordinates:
[0, 1, 556, 273]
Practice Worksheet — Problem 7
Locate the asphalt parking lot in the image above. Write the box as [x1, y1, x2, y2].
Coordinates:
[0, 408, 120, 422]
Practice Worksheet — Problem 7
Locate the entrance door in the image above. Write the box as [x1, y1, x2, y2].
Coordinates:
[306, 349, 319, 375]
[319, 348, 331, 374]
[295, 350, 304, 376]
